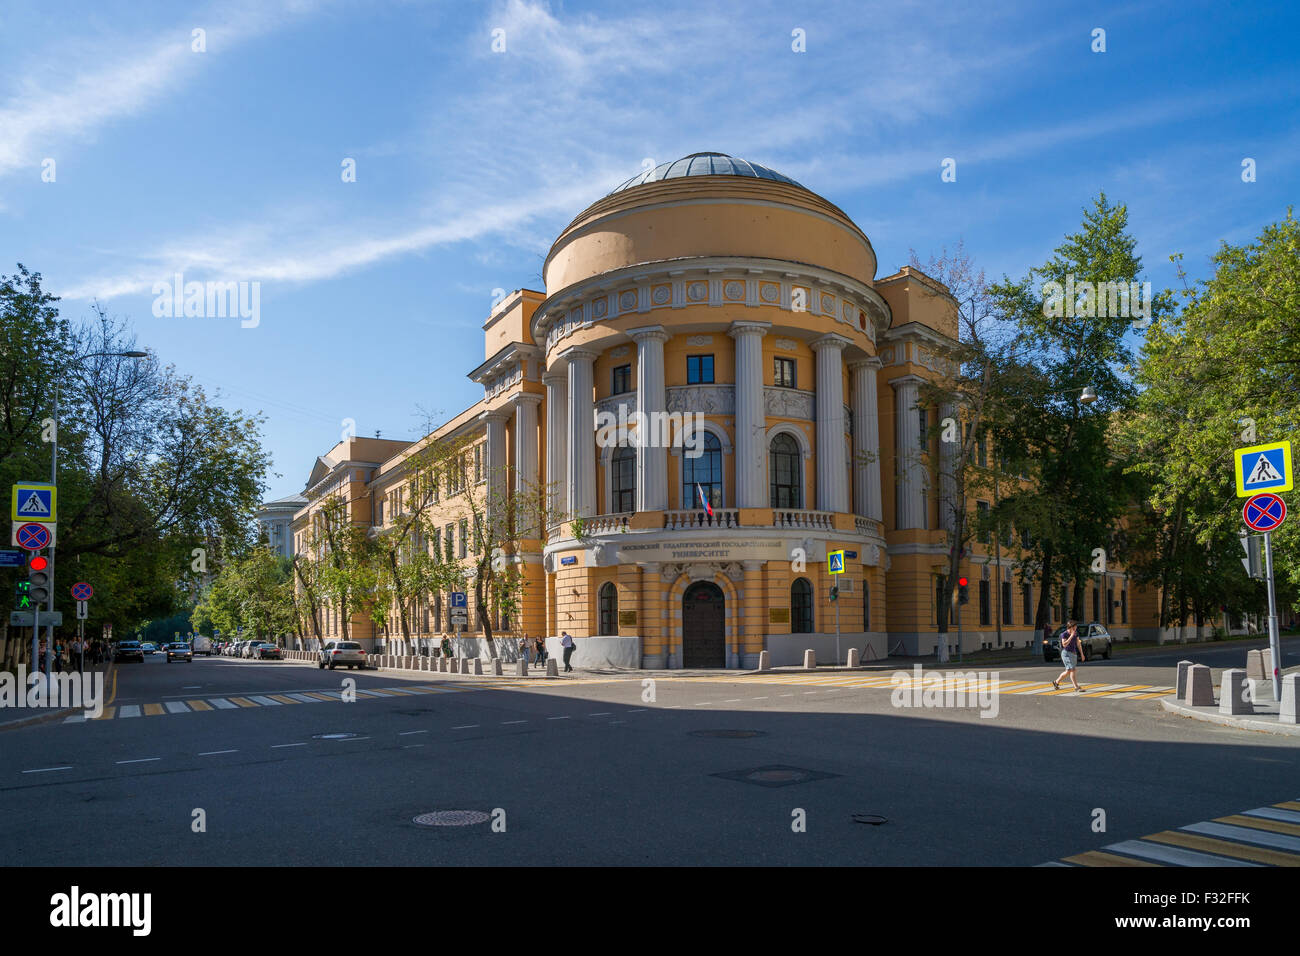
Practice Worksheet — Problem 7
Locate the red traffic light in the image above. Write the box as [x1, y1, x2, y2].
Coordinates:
[29, 556, 48, 571]
[957, 576, 968, 587]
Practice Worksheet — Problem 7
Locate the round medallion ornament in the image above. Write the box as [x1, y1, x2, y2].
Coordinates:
[760, 284, 779, 303]
[821, 294, 834, 313]
[724, 280, 744, 299]
[593, 298, 608, 317]
[619, 291, 637, 310]
[652, 286, 671, 305]
[688, 282, 707, 301]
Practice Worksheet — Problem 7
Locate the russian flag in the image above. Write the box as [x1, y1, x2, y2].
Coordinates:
[696, 483, 713, 517]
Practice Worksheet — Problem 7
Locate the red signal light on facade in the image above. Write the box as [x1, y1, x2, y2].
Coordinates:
[957, 576, 968, 587]
[29, 556, 48, 571]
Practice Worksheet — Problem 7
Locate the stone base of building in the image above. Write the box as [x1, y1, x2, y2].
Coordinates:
[544, 635, 641, 669]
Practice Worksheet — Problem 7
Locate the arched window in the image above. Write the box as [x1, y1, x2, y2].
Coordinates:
[791, 577, 813, 634]
[769, 433, 802, 508]
[598, 582, 618, 636]
[611, 445, 636, 512]
[682, 431, 723, 510]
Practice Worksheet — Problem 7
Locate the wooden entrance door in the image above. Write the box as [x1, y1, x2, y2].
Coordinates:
[682, 582, 725, 668]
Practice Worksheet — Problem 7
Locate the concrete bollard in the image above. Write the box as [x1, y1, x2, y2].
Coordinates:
[1185, 663, 1214, 706]
[438, 656, 447, 672]
[1246, 648, 1268, 680]
[1176, 660, 1195, 700]
[492, 659, 503, 676]
[803, 649, 816, 670]
[758, 649, 770, 671]
[546, 658, 559, 677]
[1281, 673, 1299, 725]
[1219, 669, 1252, 715]
[449, 658, 459, 674]
[473, 658, 483, 676]
[515, 658, 528, 677]
[847, 647, 860, 668]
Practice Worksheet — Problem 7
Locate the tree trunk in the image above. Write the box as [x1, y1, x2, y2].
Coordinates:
[1034, 542, 1055, 631]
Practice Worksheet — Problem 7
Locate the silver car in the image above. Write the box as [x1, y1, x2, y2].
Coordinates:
[318, 641, 366, 670]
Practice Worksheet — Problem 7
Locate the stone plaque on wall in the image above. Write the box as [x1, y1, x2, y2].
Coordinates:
[619, 610, 637, 627]
[769, 608, 790, 624]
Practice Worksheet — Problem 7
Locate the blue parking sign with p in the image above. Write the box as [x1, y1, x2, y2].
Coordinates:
[1234, 441, 1292, 497]
[451, 591, 468, 608]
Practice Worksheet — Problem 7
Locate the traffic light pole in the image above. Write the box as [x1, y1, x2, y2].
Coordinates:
[45, 384, 57, 681]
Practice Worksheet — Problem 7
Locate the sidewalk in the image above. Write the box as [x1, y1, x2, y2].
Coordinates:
[0, 659, 114, 731]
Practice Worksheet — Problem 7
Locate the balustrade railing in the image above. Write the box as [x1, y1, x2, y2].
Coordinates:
[664, 508, 741, 530]
[772, 508, 835, 531]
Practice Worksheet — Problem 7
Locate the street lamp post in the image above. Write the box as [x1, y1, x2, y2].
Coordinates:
[42, 350, 148, 680]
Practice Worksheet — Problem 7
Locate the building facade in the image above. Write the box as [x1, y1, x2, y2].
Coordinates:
[284, 152, 1159, 661]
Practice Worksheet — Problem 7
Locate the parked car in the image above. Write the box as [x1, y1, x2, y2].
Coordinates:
[114, 640, 144, 663]
[1043, 622, 1114, 663]
[165, 642, 193, 663]
[242, 641, 259, 659]
[254, 642, 281, 660]
[318, 641, 366, 670]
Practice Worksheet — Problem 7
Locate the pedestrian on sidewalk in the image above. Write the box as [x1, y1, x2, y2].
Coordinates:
[518, 635, 530, 664]
[560, 631, 575, 672]
[534, 636, 546, 667]
[1052, 620, 1085, 692]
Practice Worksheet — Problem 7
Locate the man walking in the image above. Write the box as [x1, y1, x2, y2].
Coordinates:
[560, 631, 575, 672]
[1052, 620, 1085, 692]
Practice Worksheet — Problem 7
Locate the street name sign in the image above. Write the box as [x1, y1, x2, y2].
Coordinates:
[0, 550, 22, 567]
[1234, 440, 1292, 497]
[10, 610, 62, 627]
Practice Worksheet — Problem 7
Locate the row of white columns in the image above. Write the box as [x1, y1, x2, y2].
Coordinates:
[517, 323, 910, 523]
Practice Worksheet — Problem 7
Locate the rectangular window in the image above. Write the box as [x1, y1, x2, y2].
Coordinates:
[376, 500, 384, 525]
[612, 364, 631, 394]
[979, 580, 990, 626]
[977, 501, 991, 545]
[474, 444, 483, 483]
[1092, 585, 1100, 622]
[934, 576, 945, 626]
[1121, 587, 1127, 624]
[1107, 586, 1114, 624]
[918, 407, 928, 450]
[686, 354, 714, 384]
[444, 523, 455, 562]
[458, 518, 469, 558]
[472, 515, 481, 555]
[774, 357, 796, 388]
[1001, 581, 1013, 625]
[431, 528, 441, 561]
[1022, 584, 1033, 626]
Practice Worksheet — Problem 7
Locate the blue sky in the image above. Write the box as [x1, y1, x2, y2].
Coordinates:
[2, 0, 1296, 502]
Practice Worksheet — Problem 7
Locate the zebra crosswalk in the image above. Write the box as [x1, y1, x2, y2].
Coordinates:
[1047, 799, 1300, 866]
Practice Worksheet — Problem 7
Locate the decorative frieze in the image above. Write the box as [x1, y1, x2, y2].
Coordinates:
[764, 387, 813, 420]
[666, 384, 735, 415]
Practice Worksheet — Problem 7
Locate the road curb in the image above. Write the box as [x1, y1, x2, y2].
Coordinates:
[1159, 696, 1300, 736]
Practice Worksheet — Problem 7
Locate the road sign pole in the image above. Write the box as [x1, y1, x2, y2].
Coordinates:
[835, 597, 841, 667]
[1264, 531, 1282, 699]
[46, 385, 56, 681]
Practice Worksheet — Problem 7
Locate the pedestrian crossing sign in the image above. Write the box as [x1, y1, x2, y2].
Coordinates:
[11, 483, 56, 522]
[1234, 440, 1292, 497]
[827, 550, 846, 574]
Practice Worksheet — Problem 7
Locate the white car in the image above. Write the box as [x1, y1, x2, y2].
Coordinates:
[191, 635, 213, 656]
[318, 641, 367, 670]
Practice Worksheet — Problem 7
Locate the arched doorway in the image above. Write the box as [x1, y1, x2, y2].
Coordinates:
[682, 581, 725, 668]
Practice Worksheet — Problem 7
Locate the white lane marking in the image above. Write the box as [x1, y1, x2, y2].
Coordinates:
[626, 708, 647, 713]
[1245, 807, 1300, 824]
[1101, 839, 1258, 867]
[750, 696, 768, 700]
[546, 716, 571, 720]
[22, 766, 71, 774]
[63, 714, 85, 724]
[779, 694, 795, 697]
[286, 693, 320, 703]
[199, 750, 237, 756]
[501, 720, 528, 725]
[723, 699, 742, 703]
[452, 724, 479, 729]
[271, 743, 307, 749]
[588, 712, 612, 716]
[402, 744, 424, 749]
[398, 730, 428, 736]
[609, 720, 626, 724]
[164, 701, 189, 714]
[116, 757, 161, 765]
[119, 705, 141, 718]
[803, 691, 818, 695]
[248, 696, 281, 706]
[182, 685, 202, 689]
[208, 699, 237, 709]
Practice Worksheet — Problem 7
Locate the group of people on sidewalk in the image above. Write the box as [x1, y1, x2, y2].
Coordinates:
[34, 638, 107, 672]
[516, 632, 577, 672]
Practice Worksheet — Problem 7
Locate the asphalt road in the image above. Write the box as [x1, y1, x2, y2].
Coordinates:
[1, 647, 1297, 866]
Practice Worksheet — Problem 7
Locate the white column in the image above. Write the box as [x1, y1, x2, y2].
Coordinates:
[891, 375, 927, 529]
[938, 400, 957, 534]
[481, 409, 509, 536]
[513, 392, 542, 537]
[563, 348, 597, 518]
[631, 327, 669, 512]
[849, 357, 883, 521]
[729, 321, 770, 508]
[812, 334, 851, 514]
[543, 365, 568, 525]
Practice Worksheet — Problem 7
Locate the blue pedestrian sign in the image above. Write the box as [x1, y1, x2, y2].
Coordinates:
[450, 591, 468, 609]
[1234, 440, 1292, 497]
[827, 550, 846, 575]
[12, 482, 56, 522]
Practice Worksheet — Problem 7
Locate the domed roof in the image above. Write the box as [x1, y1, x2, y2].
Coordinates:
[608, 152, 804, 195]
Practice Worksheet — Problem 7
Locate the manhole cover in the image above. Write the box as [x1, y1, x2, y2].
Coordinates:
[852, 814, 888, 825]
[413, 810, 491, 827]
[711, 765, 841, 788]
[311, 732, 359, 740]
[689, 729, 768, 739]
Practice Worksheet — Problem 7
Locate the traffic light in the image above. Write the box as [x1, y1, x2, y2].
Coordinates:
[957, 576, 969, 605]
[27, 555, 50, 606]
[829, 585, 839, 602]
[14, 579, 31, 609]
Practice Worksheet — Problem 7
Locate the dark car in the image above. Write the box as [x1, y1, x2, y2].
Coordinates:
[114, 640, 144, 662]
[1043, 622, 1113, 662]
[254, 642, 281, 660]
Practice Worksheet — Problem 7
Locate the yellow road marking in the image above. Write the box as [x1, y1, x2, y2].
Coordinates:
[227, 697, 257, 708]
[1217, 814, 1300, 837]
[268, 694, 298, 704]
[185, 700, 212, 711]
[1129, 691, 1175, 699]
[1146, 830, 1300, 865]
[1063, 850, 1161, 867]
[300, 692, 336, 701]
[1275, 801, 1300, 812]
[92, 707, 115, 720]
[142, 703, 164, 716]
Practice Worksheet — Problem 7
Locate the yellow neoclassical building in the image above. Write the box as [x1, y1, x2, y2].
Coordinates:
[285, 152, 1158, 664]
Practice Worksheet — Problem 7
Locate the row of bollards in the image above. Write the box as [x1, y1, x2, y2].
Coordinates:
[1176, 653, 1298, 723]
